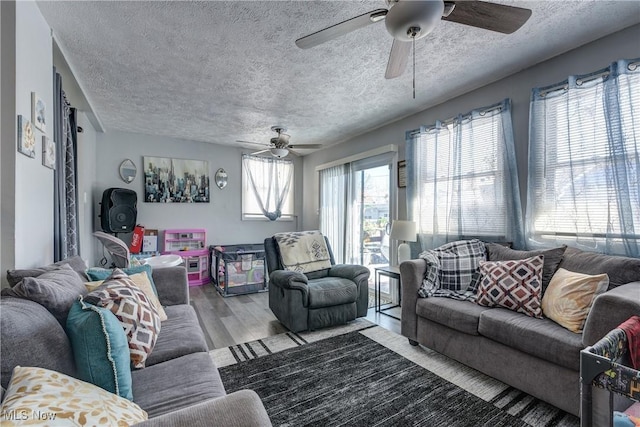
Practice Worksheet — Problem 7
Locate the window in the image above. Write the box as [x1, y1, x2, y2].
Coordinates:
[527, 59, 640, 256]
[242, 154, 294, 221]
[406, 99, 524, 250]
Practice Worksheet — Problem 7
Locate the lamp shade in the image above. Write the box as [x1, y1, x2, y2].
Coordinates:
[390, 220, 417, 242]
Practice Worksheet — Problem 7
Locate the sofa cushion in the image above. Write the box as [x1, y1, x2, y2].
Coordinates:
[542, 268, 609, 333]
[0, 366, 147, 426]
[307, 277, 357, 308]
[476, 255, 544, 318]
[416, 297, 491, 335]
[485, 243, 566, 293]
[5, 255, 89, 286]
[1, 264, 87, 326]
[559, 247, 640, 290]
[146, 305, 209, 366]
[85, 269, 161, 369]
[66, 299, 133, 400]
[131, 352, 226, 418]
[0, 297, 76, 390]
[478, 308, 584, 370]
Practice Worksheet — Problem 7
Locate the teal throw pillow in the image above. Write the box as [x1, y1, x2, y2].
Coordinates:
[66, 299, 133, 400]
[86, 264, 158, 296]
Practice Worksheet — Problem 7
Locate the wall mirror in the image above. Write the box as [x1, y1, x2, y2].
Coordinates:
[119, 159, 137, 183]
[215, 168, 228, 189]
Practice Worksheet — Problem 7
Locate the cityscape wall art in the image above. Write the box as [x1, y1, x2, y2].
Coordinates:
[143, 156, 210, 203]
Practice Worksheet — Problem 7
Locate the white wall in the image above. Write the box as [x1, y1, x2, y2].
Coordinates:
[12, 0, 54, 268]
[94, 130, 303, 265]
[301, 24, 640, 231]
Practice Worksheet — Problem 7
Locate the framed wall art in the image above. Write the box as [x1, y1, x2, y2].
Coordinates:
[17, 115, 36, 158]
[397, 160, 407, 188]
[42, 136, 56, 169]
[31, 92, 46, 132]
[143, 156, 210, 203]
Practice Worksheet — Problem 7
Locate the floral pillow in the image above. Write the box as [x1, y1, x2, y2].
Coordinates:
[0, 366, 147, 426]
[476, 255, 544, 318]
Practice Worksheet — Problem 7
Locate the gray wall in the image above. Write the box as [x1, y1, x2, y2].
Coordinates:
[8, 1, 54, 270]
[94, 130, 303, 264]
[301, 24, 640, 232]
[76, 111, 97, 266]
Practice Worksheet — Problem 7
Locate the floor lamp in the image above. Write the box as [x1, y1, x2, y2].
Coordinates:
[390, 220, 417, 265]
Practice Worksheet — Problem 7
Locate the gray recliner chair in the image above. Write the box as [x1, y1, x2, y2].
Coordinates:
[264, 236, 370, 332]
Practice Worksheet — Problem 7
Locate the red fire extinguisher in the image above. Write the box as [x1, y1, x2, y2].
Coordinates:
[130, 224, 145, 254]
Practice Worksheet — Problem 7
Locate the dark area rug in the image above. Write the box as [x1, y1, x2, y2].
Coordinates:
[219, 331, 539, 427]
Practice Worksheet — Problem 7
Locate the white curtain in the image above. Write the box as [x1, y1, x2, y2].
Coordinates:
[242, 154, 293, 221]
[319, 165, 350, 263]
[406, 98, 524, 250]
[527, 58, 640, 256]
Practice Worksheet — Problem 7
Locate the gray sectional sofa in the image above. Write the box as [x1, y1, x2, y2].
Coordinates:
[1, 260, 271, 426]
[400, 246, 640, 416]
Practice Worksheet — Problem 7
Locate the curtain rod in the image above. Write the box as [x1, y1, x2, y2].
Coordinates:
[538, 60, 640, 97]
[410, 104, 504, 135]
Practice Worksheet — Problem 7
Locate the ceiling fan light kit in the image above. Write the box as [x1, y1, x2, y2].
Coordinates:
[384, 0, 444, 42]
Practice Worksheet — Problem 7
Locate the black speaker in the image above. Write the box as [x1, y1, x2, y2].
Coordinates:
[100, 188, 137, 233]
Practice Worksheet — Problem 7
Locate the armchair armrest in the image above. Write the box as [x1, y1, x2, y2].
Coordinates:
[269, 270, 309, 299]
[400, 259, 429, 342]
[328, 264, 370, 282]
[582, 282, 640, 347]
[133, 390, 272, 427]
[151, 266, 189, 306]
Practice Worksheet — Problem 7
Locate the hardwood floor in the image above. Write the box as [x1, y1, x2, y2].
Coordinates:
[189, 284, 401, 350]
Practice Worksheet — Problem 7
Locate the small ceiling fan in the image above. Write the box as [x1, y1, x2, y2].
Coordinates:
[295, 0, 532, 82]
[237, 126, 323, 158]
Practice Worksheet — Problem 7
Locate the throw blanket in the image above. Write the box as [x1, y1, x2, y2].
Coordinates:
[619, 315, 640, 369]
[274, 231, 332, 274]
[418, 239, 486, 301]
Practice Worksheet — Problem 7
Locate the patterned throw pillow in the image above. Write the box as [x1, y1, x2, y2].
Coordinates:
[541, 268, 609, 333]
[476, 255, 544, 318]
[85, 269, 161, 368]
[85, 272, 168, 322]
[0, 366, 147, 426]
[485, 243, 566, 294]
[418, 239, 486, 292]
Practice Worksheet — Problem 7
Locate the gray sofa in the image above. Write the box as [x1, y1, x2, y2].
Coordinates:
[400, 246, 640, 416]
[1, 262, 271, 426]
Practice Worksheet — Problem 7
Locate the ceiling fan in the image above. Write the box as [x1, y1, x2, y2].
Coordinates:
[295, 0, 532, 82]
[237, 126, 323, 158]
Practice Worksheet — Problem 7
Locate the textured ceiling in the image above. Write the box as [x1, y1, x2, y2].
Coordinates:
[37, 1, 640, 152]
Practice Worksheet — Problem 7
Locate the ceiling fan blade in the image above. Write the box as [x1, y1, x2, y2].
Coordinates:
[251, 149, 270, 156]
[236, 139, 269, 147]
[295, 9, 388, 49]
[442, 1, 531, 34]
[385, 39, 411, 79]
[288, 144, 323, 149]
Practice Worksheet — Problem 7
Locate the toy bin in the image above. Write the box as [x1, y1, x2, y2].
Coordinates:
[209, 244, 267, 297]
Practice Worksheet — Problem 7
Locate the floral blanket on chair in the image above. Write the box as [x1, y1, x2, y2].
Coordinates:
[274, 230, 332, 273]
